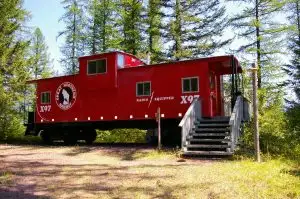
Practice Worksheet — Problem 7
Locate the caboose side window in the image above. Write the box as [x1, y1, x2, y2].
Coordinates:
[41, 92, 51, 104]
[88, 59, 107, 75]
[182, 77, 199, 93]
[117, 54, 125, 69]
[136, 82, 151, 96]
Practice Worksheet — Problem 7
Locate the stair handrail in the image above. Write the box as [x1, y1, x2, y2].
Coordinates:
[179, 98, 201, 150]
[229, 95, 243, 152]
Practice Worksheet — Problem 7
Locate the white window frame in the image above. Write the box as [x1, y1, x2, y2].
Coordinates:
[87, 58, 107, 75]
[181, 76, 199, 93]
[41, 91, 51, 104]
[136, 81, 151, 97]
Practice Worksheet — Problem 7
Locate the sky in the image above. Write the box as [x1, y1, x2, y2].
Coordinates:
[24, 0, 65, 73]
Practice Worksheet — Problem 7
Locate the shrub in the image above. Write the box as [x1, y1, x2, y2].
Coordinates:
[240, 100, 300, 161]
[96, 129, 147, 143]
[0, 114, 25, 141]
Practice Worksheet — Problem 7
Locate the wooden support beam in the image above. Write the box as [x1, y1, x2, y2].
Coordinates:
[251, 63, 261, 162]
[156, 107, 161, 150]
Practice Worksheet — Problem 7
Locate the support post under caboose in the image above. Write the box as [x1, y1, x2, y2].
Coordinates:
[231, 55, 240, 111]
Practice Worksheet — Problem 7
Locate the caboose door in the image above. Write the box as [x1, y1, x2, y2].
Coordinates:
[209, 72, 219, 117]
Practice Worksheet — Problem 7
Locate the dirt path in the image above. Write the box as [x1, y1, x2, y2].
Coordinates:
[0, 144, 211, 199]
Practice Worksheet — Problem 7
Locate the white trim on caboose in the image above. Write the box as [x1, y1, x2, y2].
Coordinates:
[136, 81, 151, 97]
[41, 91, 51, 104]
[87, 58, 108, 76]
[181, 76, 199, 93]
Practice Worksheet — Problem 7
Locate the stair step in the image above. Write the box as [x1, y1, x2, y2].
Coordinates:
[183, 151, 233, 156]
[188, 138, 231, 142]
[193, 128, 229, 132]
[187, 144, 230, 148]
[194, 123, 230, 127]
[189, 133, 228, 137]
[198, 118, 230, 123]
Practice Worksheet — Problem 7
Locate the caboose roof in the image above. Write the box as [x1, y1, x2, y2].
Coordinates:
[78, 51, 147, 65]
[26, 74, 77, 84]
[119, 55, 242, 75]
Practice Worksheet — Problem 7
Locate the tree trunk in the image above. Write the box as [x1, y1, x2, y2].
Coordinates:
[131, 1, 136, 55]
[296, 1, 300, 43]
[255, 0, 261, 88]
[72, 10, 76, 74]
[102, 0, 107, 52]
[92, 15, 96, 54]
[175, 0, 181, 61]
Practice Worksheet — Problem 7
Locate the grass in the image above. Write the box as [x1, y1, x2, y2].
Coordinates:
[131, 148, 182, 160]
[197, 158, 300, 199]
[0, 135, 42, 145]
[1, 144, 300, 198]
[101, 155, 300, 199]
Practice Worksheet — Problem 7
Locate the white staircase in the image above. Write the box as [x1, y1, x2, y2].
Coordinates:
[183, 117, 232, 155]
[179, 96, 249, 156]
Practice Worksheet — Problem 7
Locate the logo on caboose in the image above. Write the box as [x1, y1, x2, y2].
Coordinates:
[55, 82, 77, 110]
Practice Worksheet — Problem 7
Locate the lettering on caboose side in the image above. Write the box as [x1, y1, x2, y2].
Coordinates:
[180, 95, 200, 104]
[40, 105, 51, 112]
[55, 82, 77, 110]
[136, 96, 175, 103]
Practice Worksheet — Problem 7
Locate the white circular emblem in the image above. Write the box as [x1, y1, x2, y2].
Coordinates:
[55, 82, 77, 110]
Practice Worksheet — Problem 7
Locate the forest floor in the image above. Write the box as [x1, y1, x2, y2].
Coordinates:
[0, 144, 300, 199]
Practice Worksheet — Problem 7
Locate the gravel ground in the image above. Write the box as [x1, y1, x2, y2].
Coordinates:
[0, 144, 210, 199]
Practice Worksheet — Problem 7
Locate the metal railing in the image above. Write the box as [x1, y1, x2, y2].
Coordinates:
[229, 95, 244, 152]
[179, 99, 201, 150]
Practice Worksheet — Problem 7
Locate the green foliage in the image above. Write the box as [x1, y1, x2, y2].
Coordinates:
[58, 0, 86, 74]
[280, 0, 300, 160]
[228, 0, 288, 88]
[29, 28, 53, 79]
[241, 98, 300, 160]
[96, 129, 147, 143]
[283, 0, 300, 103]
[259, 101, 287, 154]
[0, 0, 31, 140]
[285, 105, 300, 159]
[230, 0, 297, 159]
[0, 113, 25, 141]
[118, 0, 144, 55]
[86, 0, 120, 53]
[165, 0, 230, 61]
[144, 0, 164, 63]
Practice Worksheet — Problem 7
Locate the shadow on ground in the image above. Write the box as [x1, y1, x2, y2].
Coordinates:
[0, 188, 52, 199]
[281, 168, 300, 177]
[0, 158, 186, 199]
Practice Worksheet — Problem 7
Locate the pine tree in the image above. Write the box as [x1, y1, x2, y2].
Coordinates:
[283, 0, 300, 103]
[58, 0, 86, 74]
[86, 0, 120, 54]
[0, 0, 31, 138]
[30, 28, 52, 79]
[145, 0, 163, 63]
[228, 0, 287, 89]
[165, 0, 230, 61]
[118, 0, 144, 55]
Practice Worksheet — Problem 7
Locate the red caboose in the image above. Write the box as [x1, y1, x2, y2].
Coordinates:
[25, 51, 243, 146]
